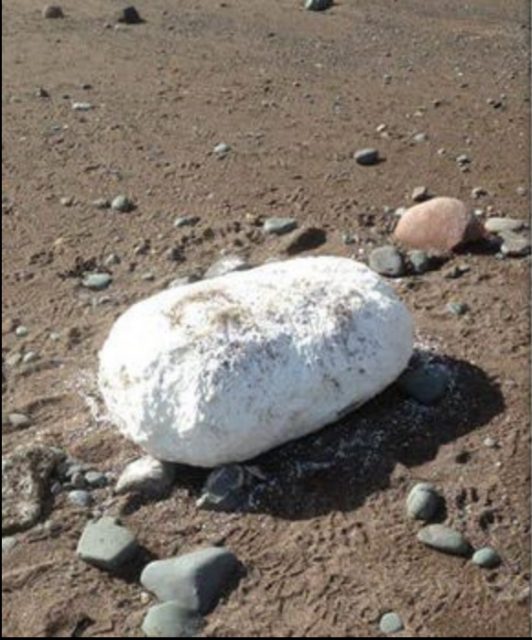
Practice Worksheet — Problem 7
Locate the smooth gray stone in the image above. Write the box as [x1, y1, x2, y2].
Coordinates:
[115, 457, 175, 496]
[417, 525, 471, 557]
[472, 547, 501, 569]
[77, 516, 139, 571]
[68, 490, 93, 508]
[398, 364, 449, 405]
[484, 217, 526, 234]
[82, 273, 112, 290]
[379, 612, 404, 634]
[263, 217, 298, 235]
[369, 246, 404, 277]
[141, 547, 239, 614]
[354, 148, 379, 165]
[406, 483, 442, 521]
[142, 602, 201, 638]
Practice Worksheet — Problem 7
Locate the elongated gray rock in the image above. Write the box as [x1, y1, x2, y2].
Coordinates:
[417, 525, 471, 557]
[99, 257, 413, 467]
[140, 547, 239, 614]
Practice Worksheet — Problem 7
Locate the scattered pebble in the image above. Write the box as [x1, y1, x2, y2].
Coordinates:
[42, 5, 64, 19]
[411, 186, 431, 203]
[68, 490, 93, 508]
[2, 536, 17, 554]
[471, 187, 488, 199]
[413, 132, 429, 143]
[213, 142, 231, 157]
[447, 301, 469, 316]
[472, 547, 501, 569]
[60, 196, 74, 207]
[417, 524, 471, 557]
[483, 437, 498, 449]
[354, 148, 380, 166]
[499, 231, 530, 257]
[36, 87, 50, 98]
[174, 216, 200, 229]
[15, 326, 29, 338]
[84, 471, 108, 488]
[111, 194, 135, 212]
[22, 352, 38, 364]
[408, 250, 431, 274]
[72, 102, 93, 112]
[406, 483, 442, 521]
[140, 547, 239, 614]
[263, 217, 298, 235]
[142, 602, 202, 638]
[115, 457, 175, 496]
[116, 6, 144, 24]
[456, 154, 471, 167]
[197, 465, 246, 511]
[82, 273, 112, 291]
[485, 217, 526, 234]
[204, 255, 249, 279]
[369, 246, 404, 277]
[398, 363, 449, 405]
[77, 516, 139, 571]
[92, 198, 111, 209]
[6, 413, 31, 430]
[380, 612, 404, 635]
[443, 264, 469, 279]
[304, 0, 333, 10]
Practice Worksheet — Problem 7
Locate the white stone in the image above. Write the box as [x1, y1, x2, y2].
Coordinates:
[115, 456, 175, 495]
[98, 257, 413, 467]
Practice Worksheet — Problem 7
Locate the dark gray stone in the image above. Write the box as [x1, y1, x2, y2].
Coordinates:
[304, 0, 333, 10]
[398, 363, 449, 405]
[369, 246, 404, 277]
[197, 465, 246, 511]
[354, 148, 380, 166]
[77, 516, 139, 571]
[408, 250, 431, 274]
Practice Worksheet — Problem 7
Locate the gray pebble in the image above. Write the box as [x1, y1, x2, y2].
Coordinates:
[213, 142, 231, 156]
[174, 216, 200, 228]
[472, 547, 501, 569]
[82, 273, 112, 290]
[43, 5, 64, 19]
[408, 250, 430, 274]
[398, 363, 449, 405]
[72, 102, 93, 112]
[354, 148, 380, 166]
[15, 326, 29, 338]
[499, 231, 530, 257]
[485, 217, 526, 234]
[411, 186, 431, 203]
[141, 547, 239, 614]
[263, 217, 298, 236]
[204, 255, 249, 279]
[142, 602, 201, 638]
[413, 132, 429, 143]
[417, 524, 471, 557]
[304, 0, 333, 10]
[406, 483, 442, 521]
[197, 465, 246, 511]
[447, 301, 469, 316]
[7, 413, 31, 430]
[85, 471, 108, 488]
[60, 196, 74, 206]
[22, 352, 38, 364]
[369, 246, 404, 277]
[379, 612, 404, 635]
[77, 516, 139, 571]
[68, 490, 93, 508]
[483, 437, 498, 449]
[115, 456, 175, 496]
[92, 198, 111, 209]
[111, 194, 135, 212]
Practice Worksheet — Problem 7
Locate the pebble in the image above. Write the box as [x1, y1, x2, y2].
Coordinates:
[447, 301, 469, 316]
[369, 246, 404, 277]
[77, 516, 139, 571]
[111, 195, 135, 212]
[140, 547, 239, 614]
[456, 154, 471, 166]
[15, 326, 29, 338]
[406, 483, 442, 521]
[393, 197, 485, 253]
[471, 187, 488, 199]
[116, 6, 144, 24]
[6, 413, 31, 430]
[281, 226, 327, 255]
[60, 196, 74, 206]
[304, 0, 333, 10]
[263, 217, 298, 235]
[483, 437, 498, 449]
[443, 264, 469, 279]
[84, 471, 108, 488]
[104, 253, 121, 266]
[213, 142, 231, 156]
[417, 525, 471, 557]
[408, 250, 430, 274]
[379, 612, 404, 635]
[354, 148, 380, 166]
[72, 102, 93, 112]
[142, 602, 201, 638]
[204, 255, 249, 279]
[197, 465, 246, 511]
[68, 490, 93, 508]
[22, 351, 38, 364]
[5, 352, 22, 367]
[115, 456, 175, 496]
[43, 5, 64, 19]
[413, 132, 429, 143]
[484, 217, 526, 234]
[174, 216, 200, 228]
[411, 186, 431, 203]
[499, 231, 530, 257]
[2, 537, 17, 554]
[472, 547, 501, 569]
[398, 363, 449, 405]
[92, 198, 111, 209]
[82, 273, 112, 290]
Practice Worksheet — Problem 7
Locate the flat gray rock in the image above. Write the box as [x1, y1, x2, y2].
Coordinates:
[499, 231, 530, 257]
[115, 456, 175, 496]
[380, 612, 404, 634]
[2, 446, 63, 535]
[141, 547, 239, 614]
[484, 217, 526, 234]
[77, 516, 139, 571]
[82, 273, 112, 290]
[142, 602, 201, 638]
[263, 217, 298, 236]
[417, 525, 471, 557]
[369, 246, 404, 277]
[111, 194, 135, 212]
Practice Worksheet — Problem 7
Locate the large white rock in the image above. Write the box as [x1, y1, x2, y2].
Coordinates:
[98, 257, 413, 467]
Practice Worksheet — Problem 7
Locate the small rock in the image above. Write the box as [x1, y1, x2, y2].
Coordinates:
[213, 142, 231, 156]
[140, 547, 239, 614]
[516, 186, 527, 197]
[197, 465, 246, 511]
[22, 352, 39, 364]
[92, 198, 111, 209]
[354, 148, 380, 166]
[82, 273, 112, 290]
[471, 187, 488, 199]
[369, 246, 404, 277]
[116, 6, 144, 24]
[7, 413, 31, 430]
[263, 217, 298, 235]
[2, 537, 17, 554]
[5, 352, 22, 367]
[77, 516, 139, 571]
[174, 216, 200, 228]
[393, 197, 485, 253]
[36, 87, 50, 98]
[60, 196, 74, 207]
[398, 363, 449, 405]
[447, 301, 469, 316]
[304, 0, 333, 10]
[84, 471, 108, 488]
[485, 217, 526, 234]
[456, 154, 471, 166]
[472, 547, 501, 569]
[15, 326, 29, 338]
[204, 255, 249, 279]
[111, 195, 135, 212]
[417, 524, 471, 557]
[281, 226, 327, 255]
[43, 5, 64, 19]
[443, 264, 469, 279]
[68, 490, 93, 508]
[379, 612, 404, 635]
[142, 602, 201, 638]
[406, 483, 442, 521]
[104, 253, 121, 266]
[483, 437, 498, 449]
[413, 132, 429, 143]
[408, 250, 431, 274]
[499, 231, 530, 257]
[72, 102, 93, 112]
[115, 457, 175, 496]
[411, 186, 431, 203]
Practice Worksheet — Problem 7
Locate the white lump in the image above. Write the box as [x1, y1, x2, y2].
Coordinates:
[99, 257, 413, 467]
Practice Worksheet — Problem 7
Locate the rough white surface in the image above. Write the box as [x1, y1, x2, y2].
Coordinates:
[99, 257, 413, 467]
